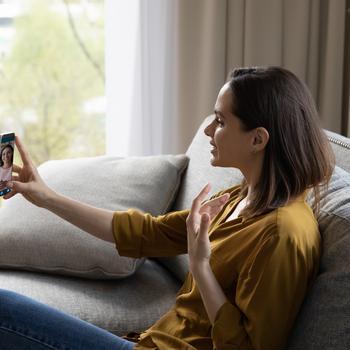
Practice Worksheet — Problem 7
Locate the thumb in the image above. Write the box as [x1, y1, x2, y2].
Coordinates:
[5, 180, 29, 194]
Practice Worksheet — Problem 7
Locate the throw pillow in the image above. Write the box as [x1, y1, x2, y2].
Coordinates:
[0, 154, 188, 279]
[287, 166, 350, 349]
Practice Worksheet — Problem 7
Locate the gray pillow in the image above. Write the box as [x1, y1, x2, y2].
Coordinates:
[288, 166, 350, 349]
[0, 154, 188, 279]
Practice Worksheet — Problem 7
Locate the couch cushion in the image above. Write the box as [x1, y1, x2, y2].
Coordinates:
[0, 154, 188, 279]
[157, 254, 189, 283]
[0, 259, 181, 335]
[287, 166, 350, 349]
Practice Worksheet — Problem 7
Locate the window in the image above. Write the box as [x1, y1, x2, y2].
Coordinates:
[0, 0, 105, 165]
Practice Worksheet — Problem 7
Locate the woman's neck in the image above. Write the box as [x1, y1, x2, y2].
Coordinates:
[2, 163, 11, 169]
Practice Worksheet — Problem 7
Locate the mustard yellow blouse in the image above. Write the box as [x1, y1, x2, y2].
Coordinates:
[113, 185, 320, 350]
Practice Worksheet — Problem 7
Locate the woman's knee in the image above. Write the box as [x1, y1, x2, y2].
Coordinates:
[0, 289, 24, 309]
[0, 289, 40, 320]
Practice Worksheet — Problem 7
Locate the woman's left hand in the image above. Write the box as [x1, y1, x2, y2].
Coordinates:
[186, 183, 230, 272]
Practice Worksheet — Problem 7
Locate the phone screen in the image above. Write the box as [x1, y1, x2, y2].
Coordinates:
[0, 132, 15, 196]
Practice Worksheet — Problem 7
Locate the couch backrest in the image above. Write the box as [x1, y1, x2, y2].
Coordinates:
[325, 129, 350, 172]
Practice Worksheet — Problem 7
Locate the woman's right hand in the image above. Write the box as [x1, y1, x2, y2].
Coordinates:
[3, 136, 55, 207]
[3, 136, 115, 243]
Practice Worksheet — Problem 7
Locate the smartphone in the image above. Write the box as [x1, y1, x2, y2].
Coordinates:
[0, 132, 15, 196]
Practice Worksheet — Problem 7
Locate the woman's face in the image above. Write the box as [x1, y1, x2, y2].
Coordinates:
[204, 83, 254, 170]
[1, 146, 13, 166]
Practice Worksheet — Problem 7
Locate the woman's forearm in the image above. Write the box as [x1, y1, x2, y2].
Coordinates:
[44, 190, 115, 243]
[192, 262, 228, 324]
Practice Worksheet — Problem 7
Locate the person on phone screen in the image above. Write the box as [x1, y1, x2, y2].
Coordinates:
[0, 144, 14, 190]
[0, 66, 335, 350]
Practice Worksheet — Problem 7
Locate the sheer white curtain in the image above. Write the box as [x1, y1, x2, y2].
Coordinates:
[126, 0, 179, 156]
[105, 0, 139, 156]
[105, 0, 181, 156]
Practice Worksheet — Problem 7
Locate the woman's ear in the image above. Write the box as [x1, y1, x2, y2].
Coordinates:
[252, 127, 269, 151]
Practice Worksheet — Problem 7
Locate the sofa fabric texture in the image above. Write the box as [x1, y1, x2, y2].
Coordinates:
[0, 154, 188, 279]
[287, 166, 350, 349]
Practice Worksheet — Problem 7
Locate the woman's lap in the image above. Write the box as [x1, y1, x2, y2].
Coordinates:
[0, 289, 135, 350]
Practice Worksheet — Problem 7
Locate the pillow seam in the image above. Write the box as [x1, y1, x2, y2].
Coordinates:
[319, 209, 350, 225]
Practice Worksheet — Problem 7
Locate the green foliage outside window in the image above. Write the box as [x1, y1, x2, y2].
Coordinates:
[0, 0, 105, 167]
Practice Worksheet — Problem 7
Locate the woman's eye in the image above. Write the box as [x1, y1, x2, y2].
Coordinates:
[215, 117, 223, 126]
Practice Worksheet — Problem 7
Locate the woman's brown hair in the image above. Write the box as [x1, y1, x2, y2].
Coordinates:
[228, 66, 335, 219]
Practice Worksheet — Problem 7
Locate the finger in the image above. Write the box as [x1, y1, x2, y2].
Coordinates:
[15, 136, 33, 166]
[206, 193, 230, 208]
[199, 193, 230, 216]
[11, 175, 20, 181]
[3, 189, 18, 200]
[197, 213, 211, 241]
[186, 223, 197, 252]
[186, 217, 199, 236]
[5, 180, 27, 195]
[2, 181, 19, 199]
[191, 183, 211, 213]
[12, 164, 22, 173]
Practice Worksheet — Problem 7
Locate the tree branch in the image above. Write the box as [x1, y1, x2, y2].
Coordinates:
[62, 0, 105, 84]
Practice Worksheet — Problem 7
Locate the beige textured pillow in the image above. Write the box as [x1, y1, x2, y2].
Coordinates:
[0, 154, 188, 279]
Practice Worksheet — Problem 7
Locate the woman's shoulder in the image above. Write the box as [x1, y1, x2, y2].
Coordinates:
[278, 192, 316, 222]
[259, 198, 319, 247]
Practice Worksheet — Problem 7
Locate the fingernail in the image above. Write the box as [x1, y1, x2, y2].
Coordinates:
[6, 182, 13, 188]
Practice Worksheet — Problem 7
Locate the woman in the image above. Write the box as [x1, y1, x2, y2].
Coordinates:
[0, 66, 334, 350]
[0, 144, 14, 190]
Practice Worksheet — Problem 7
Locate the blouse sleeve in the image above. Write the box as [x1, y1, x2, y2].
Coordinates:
[113, 209, 190, 258]
[112, 186, 240, 259]
[211, 232, 316, 350]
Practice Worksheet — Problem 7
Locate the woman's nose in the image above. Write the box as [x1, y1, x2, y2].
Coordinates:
[204, 120, 214, 137]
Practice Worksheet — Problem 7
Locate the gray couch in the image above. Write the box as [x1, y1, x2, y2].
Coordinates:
[1, 116, 350, 349]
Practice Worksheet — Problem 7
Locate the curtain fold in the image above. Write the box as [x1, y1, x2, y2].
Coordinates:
[226, 0, 347, 133]
[318, 0, 346, 132]
[106, 0, 349, 156]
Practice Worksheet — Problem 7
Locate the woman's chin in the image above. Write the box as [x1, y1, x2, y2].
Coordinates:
[209, 155, 219, 166]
